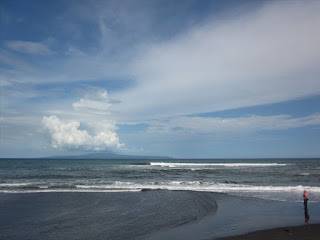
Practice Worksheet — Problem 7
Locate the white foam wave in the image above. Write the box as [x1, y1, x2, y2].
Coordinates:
[2, 181, 319, 202]
[150, 162, 287, 168]
[2, 181, 318, 193]
[1, 189, 141, 194]
[300, 173, 310, 176]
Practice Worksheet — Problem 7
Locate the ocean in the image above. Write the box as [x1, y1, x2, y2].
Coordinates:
[1, 158, 320, 239]
[1, 158, 319, 202]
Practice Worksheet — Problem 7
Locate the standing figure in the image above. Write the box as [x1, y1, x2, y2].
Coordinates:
[303, 190, 310, 223]
[303, 190, 308, 209]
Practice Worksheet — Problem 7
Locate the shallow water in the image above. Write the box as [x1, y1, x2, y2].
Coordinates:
[146, 194, 320, 240]
[0, 191, 217, 240]
[1, 191, 319, 240]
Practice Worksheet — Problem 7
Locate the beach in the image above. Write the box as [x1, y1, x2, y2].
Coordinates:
[218, 224, 320, 240]
[145, 192, 320, 240]
[1, 158, 320, 239]
[1, 191, 319, 240]
[0, 191, 217, 240]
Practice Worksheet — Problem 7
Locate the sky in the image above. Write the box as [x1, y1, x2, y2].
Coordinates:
[1, 0, 320, 158]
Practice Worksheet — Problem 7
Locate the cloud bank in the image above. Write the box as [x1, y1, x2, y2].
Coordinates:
[115, 1, 320, 120]
[146, 113, 320, 135]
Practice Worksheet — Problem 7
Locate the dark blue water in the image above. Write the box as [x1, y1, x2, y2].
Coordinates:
[1, 158, 319, 202]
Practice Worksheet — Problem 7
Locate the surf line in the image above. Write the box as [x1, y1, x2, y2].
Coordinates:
[149, 162, 287, 167]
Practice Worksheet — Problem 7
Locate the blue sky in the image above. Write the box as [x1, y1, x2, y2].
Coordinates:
[1, 0, 320, 158]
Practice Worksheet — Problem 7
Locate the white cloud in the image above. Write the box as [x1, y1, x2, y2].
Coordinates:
[42, 89, 124, 151]
[0, 49, 39, 72]
[146, 113, 320, 135]
[72, 89, 111, 113]
[113, 0, 320, 121]
[42, 115, 123, 151]
[6, 1, 320, 125]
[5, 41, 53, 55]
[3, 1, 320, 158]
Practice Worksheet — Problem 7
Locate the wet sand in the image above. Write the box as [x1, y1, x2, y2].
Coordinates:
[145, 194, 320, 240]
[1, 192, 319, 240]
[0, 191, 218, 240]
[218, 224, 320, 240]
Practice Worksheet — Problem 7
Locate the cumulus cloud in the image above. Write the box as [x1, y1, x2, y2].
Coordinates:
[42, 89, 124, 151]
[42, 115, 123, 151]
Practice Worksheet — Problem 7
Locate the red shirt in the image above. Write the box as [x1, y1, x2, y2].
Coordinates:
[303, 191, 308, 199]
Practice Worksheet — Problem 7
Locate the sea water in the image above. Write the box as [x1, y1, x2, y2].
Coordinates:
[1, 158, 320, 239]
[1, 158, 319, 202]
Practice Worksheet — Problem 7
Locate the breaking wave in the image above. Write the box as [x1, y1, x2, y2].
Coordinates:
[1, 181, 319, 202]
[149, 162, 288, 168]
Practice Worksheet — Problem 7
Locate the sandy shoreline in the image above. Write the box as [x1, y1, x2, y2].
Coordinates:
[1, 191, 320, 240]
[218, 223, 320, 240]
[145, 193, 320, 240]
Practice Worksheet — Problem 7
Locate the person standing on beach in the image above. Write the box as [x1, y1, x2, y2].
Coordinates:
[304, 190, 310, 223]
[303, 190, 308, 208]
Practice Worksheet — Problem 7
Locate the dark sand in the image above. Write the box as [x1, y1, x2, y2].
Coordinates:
[218, 224, 320, 240]
[0, 191, 218, 240]
[1, 192, 319, 240]
[145, 194, 320, 240]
